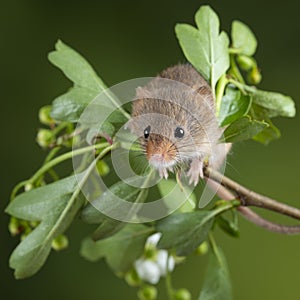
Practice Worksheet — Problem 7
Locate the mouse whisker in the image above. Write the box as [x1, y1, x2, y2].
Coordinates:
[133, 153, 147, 158]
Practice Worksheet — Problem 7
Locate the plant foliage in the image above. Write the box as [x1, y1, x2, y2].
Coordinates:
[6, 5, 296, 300]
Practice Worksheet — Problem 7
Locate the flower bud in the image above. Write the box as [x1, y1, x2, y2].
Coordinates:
[174, 288, 192, 300]
[137, 285, 158, 300]
[97, 160, 110, 176]
[124, 269, 141, 287]
[52, 234, 69, 251]
[25, 183, 34, 191]
[8, 217, 20, 236]
[237, 55, 255, 71]
[247, 67, 262, 84]
[39, 105, 54, 125]
[36, 129, 55, 148]
[195, 241, 208, 256]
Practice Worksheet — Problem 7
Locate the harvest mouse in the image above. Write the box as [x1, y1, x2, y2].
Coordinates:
[128, 64, 230, 185]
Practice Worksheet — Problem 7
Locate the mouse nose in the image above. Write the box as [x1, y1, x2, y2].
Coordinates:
[151, 153, 165, 161]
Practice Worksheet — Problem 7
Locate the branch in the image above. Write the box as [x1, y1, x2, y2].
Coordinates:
[237, 206, 300, 234]
[204, 167, 300, 220]
[204, 168, 300, 234]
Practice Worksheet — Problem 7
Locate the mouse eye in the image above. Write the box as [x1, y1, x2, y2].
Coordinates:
[144, 126, 151, 139]
[174, 126, 184, 139]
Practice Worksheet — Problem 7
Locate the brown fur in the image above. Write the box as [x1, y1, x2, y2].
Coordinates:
[129, 64, 228, 178]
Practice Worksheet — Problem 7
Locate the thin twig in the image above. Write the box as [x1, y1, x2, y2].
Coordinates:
[237, 206, 300, 234]
[204, 170, 300, 235]
[204, 167, 300, 220]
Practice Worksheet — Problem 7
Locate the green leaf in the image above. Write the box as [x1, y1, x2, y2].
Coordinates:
[198, 247, 232, 300]
[231, 20, 257, 56]
[86, 122, 115, 144]
[49, 40, 128, 123]
[48, 40, 106, 92]
[91, 219, 125, 241]
[217, 214, 239, 238]
[5, 175, 84, 279]
[156, 202, 237, 256]
[157, 211, 213, 256]
[221, 116, 268, 143]
[246, 87, 296, 118]
[129, 148, 149, 176]
[50, 86, 126, 124]
[81, 180, 145, 224]
[252, 119, 281, 145]
[175, 5, 230, 88]
[80, 224, 153, 273]
[157, 179, 196, 212]
[218, 85, 252, 126]
[50, 87, 98, 122]
[249, 104, 281, 145]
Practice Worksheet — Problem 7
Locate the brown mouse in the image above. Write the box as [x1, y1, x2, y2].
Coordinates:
[128, 64, 230, 185]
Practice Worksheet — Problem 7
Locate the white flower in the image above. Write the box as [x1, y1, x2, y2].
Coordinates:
[134, 233, 175, 284]
[146, 232, 161, 246]
[134, 259, 161, 284]
[156, 250, 175, 276]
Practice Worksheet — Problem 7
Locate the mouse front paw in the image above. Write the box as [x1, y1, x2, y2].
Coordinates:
[158, 167, 169, 179]
[187, 158, 204, 186]
[157, 166, 174, 180]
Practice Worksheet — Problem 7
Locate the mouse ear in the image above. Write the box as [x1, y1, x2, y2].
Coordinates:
[192, 84, 211, 97]
[124, 118, 133, 130]
[192, 84, 215, 108]
[135, 86, 152, 99]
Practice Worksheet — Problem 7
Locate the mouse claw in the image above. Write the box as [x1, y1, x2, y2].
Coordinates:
[159, 168, 169, 179]
[187, 158, 204, 186]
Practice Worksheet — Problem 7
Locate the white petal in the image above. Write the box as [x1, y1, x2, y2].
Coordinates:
[134, 259, 161, 284]
[156, 250, 175, 276]
[146, 232, 162, 247]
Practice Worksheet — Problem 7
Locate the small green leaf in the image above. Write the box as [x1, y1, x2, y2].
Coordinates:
[86, 122, 115, 144]
[98, 121, 115, 138]
[156, 202, 236, 256]
[198, 247, 232, 300]
[221, 116, 268, 143]
[219, 85, 252, 126]
[246, 87, 296, 118]
[50, 87, 98, 122]
[175, 5, 230, 88]
[249, 104, 281, 145]
[80, 224, 153, 273]
[217, 215, 239, 238]
[157, 179, 196, 212]
[106, 109, 129, 124]
[252, 119, 281, 145]
[5, 175, 84, 279]
[48, 40, 106, 92]
[231, 20, 257, 56]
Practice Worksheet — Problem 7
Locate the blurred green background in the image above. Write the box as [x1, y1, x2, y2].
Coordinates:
[1, 0, 300, 299]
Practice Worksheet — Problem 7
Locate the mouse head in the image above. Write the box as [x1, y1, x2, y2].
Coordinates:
[140, 114, 187, 169]
[128, 82, 220, 172]
[128, 102, 212, 171]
